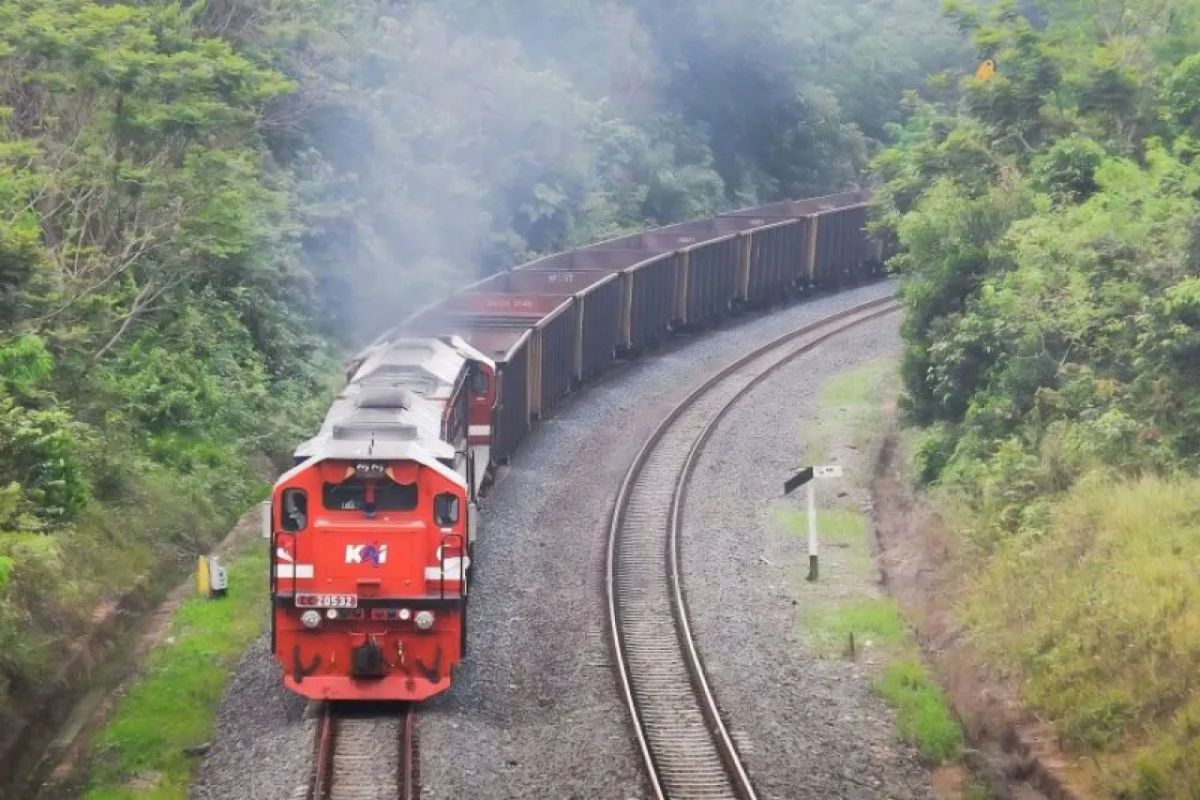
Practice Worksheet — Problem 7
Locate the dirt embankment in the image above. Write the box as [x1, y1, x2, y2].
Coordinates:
[4, 507, 264, 800]
[869, 431, 1098, 800]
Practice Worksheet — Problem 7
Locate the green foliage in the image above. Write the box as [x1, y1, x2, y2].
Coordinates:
[1032, 135, 1106, 200]
[876, 660, 963, 763]
[0, 0, 331, 723]
[0, 335, 51, 393]
[876, 0, 1200, 789]
[0, 394, 87, 528]
[1164, 53, 1200, 135]
[84, 541, 267, 798]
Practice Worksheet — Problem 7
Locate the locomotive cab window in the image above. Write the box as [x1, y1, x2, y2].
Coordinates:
[434, 492, 460, 526]
[323, 479, 417, 512]
[281, 488, 307, 532]
[470, 368, 488, 395]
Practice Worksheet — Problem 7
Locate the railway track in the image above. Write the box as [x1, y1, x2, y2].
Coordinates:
[310, 702, 418, 800]
[607, 295, 901, 800]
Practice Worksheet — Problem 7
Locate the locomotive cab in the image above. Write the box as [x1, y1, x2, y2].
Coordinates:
[270, 448, 470, 701]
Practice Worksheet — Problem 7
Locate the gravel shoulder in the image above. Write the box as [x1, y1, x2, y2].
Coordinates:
[680, 313, 935, 799]
[192, 282, 897, 800]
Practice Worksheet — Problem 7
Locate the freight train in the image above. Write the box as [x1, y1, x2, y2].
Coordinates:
[267, 189, 883, 701]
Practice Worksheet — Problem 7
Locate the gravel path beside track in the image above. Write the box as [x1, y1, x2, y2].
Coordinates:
[193, 282, 900, 800]
[193, 636, 313, 800]
[681, 314, 932, 799]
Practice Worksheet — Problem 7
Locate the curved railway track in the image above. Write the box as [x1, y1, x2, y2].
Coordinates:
[310, 702, 417, 800]
[607, 295, 902, 800]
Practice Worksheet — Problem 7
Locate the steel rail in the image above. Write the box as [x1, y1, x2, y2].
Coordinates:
[606, 295, 901, 800]
[311, 701, 418, 800]
[400, 703, 417, 800]
[312, 702, 335, 800]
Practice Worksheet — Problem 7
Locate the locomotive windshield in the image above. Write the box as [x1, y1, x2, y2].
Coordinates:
[322, 479, 417, 512]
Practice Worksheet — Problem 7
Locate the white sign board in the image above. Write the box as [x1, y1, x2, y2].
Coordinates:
[814, 465, 843, 479]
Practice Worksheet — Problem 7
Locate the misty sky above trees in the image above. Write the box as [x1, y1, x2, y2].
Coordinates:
[231, 0, 967, 335]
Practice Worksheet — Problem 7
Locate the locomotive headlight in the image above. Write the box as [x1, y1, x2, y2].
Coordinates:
[414, 610, 435, 631]
[326, 608, 339, 620]
[300, 610, 322, 629]
[398, 608, 412, 621]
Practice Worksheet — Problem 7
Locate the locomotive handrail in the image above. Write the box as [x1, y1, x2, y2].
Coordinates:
[269, 529, 300, 598]
[438, 532, 466, 600]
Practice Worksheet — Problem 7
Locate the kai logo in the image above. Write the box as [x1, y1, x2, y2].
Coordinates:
[345, 542, 388, 566]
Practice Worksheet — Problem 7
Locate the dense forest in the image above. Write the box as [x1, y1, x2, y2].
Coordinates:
[0, 0, 964, 727]
[875, 0, 1200, 793]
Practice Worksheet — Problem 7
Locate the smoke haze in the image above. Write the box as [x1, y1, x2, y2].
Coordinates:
[250, 0, 966, 340]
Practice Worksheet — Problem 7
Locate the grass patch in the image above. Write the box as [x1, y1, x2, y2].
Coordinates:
[772, 505, 867, 547]
[802, 357, 897, 463]
[83, 539, 267, 799]
[776, 505, 873, 601]
[876, 659, 962, 764]
[967, 474, 1200, 796]
[819, 598, 907, 646]
[819, 359, 891, 407]
[777, 504, 895, 654]
[804, 596, 908, 658]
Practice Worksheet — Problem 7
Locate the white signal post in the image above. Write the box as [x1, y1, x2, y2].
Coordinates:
[806, 480, 818, 580]
[784, 464, 844, 582]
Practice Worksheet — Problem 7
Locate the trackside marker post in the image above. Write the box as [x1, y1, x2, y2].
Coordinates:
[783, 464, 844, 581]
[197, 555, 210, 596]
[806, 481, 818, 580]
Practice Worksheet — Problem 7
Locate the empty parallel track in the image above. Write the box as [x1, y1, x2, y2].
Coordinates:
[607, 296, 901, 800]
[311, 702, 417, 800]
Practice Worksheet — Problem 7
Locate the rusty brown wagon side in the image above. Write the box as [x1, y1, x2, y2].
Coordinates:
[466, 268, 622, 383]
[582, 229, 740, 330]
[518, 249, 680, 354]
[724, 190, 875, 288]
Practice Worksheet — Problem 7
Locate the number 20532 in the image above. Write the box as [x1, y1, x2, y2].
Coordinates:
[295, 593, 357, 608]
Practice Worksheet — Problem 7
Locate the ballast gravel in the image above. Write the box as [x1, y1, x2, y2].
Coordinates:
[192, 636, 314, 800]
[192, 282, 909, 800]
[681, 313, 932, 799]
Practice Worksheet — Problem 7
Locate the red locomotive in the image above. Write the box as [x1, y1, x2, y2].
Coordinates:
[269, 190, 884, 702]
[269, 335, 495, 701]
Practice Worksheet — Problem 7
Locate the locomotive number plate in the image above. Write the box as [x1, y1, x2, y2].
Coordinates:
[295, 593, 358, 609]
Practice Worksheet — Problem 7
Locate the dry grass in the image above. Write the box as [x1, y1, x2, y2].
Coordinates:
[967, 473, 1200, 797]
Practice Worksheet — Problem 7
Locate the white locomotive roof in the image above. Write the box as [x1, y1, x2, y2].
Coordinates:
[293, 335, 481, 485]
[354, 334, 494, 392]
[296, 396, 452, 459]
[354, 338, 465, 399]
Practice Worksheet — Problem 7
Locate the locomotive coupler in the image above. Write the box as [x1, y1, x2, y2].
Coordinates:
[351, 638, 386, 678]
